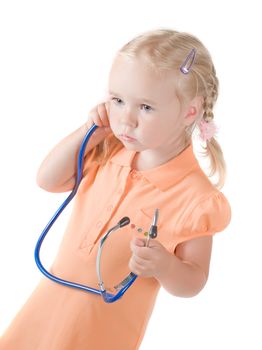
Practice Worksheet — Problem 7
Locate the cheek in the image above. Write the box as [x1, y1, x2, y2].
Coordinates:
[142, 119, 167, 138]
[108, 107, 119, 127]
[145, 121, 176, 146]
[109, 119, 121, 135]
[109, 104, 122, 122]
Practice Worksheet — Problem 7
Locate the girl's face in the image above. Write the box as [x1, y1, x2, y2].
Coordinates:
[107, 54, 196, 166]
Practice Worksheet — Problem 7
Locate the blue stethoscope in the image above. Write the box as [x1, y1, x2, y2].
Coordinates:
[34, 124, 158, 303]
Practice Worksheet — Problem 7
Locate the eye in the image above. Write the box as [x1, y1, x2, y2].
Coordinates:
[141, 104, 153, 112]
[112, 97, 123, 105]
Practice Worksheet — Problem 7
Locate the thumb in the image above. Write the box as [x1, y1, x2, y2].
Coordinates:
[133, 237, 146, 247]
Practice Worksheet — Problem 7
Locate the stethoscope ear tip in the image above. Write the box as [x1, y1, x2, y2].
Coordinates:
[118, 216, 130, 227]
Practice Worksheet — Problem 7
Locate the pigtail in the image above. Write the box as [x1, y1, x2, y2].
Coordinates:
[197, 69, 227, 189]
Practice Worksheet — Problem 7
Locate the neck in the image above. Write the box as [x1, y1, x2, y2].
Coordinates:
[132, 138, 191, 171]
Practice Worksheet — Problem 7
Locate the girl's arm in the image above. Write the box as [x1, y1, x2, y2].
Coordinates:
[156, 236, 213, 297]
[36, 103, 111, 193]
[130, 235, 213, 298]
[36, 122, 89, 192]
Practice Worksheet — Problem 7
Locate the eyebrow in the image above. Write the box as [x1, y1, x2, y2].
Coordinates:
[108, 91, 157, 105]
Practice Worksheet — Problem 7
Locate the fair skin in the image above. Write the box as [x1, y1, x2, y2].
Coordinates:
[91, 54, 212, 297]
[107, 54, 201, 170]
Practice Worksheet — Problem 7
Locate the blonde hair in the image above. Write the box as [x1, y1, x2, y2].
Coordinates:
[93, 28, 227, 189]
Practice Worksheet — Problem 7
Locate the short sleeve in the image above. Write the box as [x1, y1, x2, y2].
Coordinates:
[176, 191, 232, 245]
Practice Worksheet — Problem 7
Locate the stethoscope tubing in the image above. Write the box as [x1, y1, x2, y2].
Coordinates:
[34, 124, 137, 302]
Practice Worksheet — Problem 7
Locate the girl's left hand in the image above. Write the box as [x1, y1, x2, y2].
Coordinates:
[129, 237, 172, 279]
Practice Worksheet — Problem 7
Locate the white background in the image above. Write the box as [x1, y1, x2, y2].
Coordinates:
[0, 1, 261, 349]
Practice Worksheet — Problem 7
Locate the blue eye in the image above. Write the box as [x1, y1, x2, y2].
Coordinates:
[141, 104, 153, 112]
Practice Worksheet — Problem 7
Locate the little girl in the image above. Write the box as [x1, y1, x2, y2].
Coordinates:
[0, 28, 231, 350]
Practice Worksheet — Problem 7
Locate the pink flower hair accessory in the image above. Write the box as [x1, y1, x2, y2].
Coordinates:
[198, 118, 218, 142]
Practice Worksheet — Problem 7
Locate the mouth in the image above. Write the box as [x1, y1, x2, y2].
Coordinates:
[119, 134, 137, 142]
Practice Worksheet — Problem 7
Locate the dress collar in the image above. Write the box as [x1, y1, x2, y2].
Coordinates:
[110, 143, 200, 191]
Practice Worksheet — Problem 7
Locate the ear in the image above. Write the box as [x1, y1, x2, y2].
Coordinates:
[184, 96, 204, 126]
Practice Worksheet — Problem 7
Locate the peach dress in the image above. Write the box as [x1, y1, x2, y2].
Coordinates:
[0, 142, 231, 350]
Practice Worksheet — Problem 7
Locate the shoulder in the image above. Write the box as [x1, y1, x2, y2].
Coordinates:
[188, 167, 232, 228]
[174, 187, 231, 246]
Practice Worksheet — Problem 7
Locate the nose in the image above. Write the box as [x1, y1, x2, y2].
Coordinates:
[120, 108, 137, 128]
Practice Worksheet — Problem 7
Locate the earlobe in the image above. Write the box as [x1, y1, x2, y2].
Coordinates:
[185, 106, 197, 119]
[184, 107, 197, 126]
[184, 96, 204, 126]
[189, 107, 197, 116]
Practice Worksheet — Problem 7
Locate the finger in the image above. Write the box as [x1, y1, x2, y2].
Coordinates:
[132, 254, 151, 266]
[133, 237, 146, 247]
[129, 258, 149, 275]
[87, 105, 104, 128]
[130, 242, 152, 260]
[97, 103, 110, 127]
[105, 101, 110, 115]
[87, 112, 102, 128]
[133, 237, 160, 249]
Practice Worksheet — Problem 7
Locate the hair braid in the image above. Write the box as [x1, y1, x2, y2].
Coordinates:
[202, 70, 218, 123]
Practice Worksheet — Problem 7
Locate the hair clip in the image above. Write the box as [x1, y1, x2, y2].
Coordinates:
[180, 48, 196, 74]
